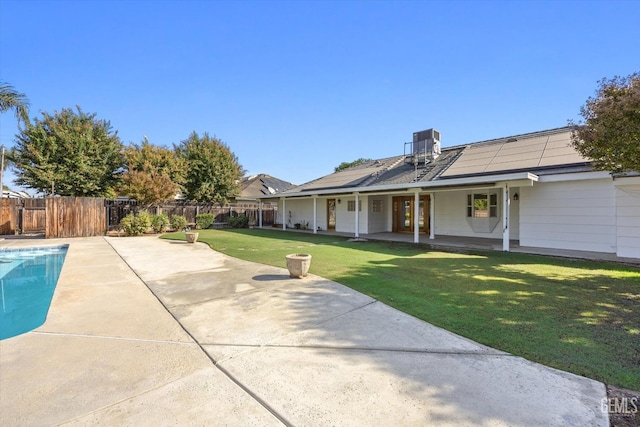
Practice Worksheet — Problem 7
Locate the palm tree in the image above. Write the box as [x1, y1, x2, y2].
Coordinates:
[0, 82, 30, 125]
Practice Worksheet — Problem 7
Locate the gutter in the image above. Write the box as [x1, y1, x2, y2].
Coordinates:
[254, 171, 539, 200]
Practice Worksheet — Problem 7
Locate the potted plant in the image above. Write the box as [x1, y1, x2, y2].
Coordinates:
[185, 231, 199, 243]
[285, 253, 312, 278]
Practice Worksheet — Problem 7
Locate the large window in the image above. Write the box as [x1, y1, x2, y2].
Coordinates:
[467, 193, 498, 218]
[347, 200, 362, 211]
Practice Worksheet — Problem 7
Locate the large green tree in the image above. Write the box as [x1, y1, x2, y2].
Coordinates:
[0, 82, 30, 125]
[118, 138, 186, 207]
[570, 72, 640, 173]
[12, 107, 124, 196]
[176, 131, 243, 204]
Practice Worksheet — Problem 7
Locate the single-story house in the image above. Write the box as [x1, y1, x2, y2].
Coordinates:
[236, 173, 296, 201]
[254, 126, 640, 259]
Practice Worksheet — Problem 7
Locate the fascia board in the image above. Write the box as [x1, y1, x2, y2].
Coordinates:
[613, 175, 640, 186]
[537, 171, 611, 183]
[419, 172, 538, 190]
[259, 172, 538, 199]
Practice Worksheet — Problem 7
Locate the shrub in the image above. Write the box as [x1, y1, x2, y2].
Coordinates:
[151, 213, 169, 233]
[135, 211, 152, 234]
[196, 213, 216, 229]
[119, 213, 136, 236]
[170, 215, 188, 231]
[119, 211, 151, 236]
[228, 215, 249, 228]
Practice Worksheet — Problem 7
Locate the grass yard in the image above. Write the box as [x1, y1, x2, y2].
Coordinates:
[163, 228, 640, 391]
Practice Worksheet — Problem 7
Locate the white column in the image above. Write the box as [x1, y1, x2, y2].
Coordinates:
[430, 192, 435, 239]
[413, 190, 420, 244]
[354, 193, 360, 238]
[502, 184, 510, 251]
[258, 201, 263, 228]
[313, 196, 317, 234]
[282, 198, 286, 231]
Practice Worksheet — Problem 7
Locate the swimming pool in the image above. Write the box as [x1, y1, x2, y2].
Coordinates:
[0, 245, 68, 340]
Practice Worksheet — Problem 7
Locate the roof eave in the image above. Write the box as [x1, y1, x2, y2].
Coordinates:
[256, 171, 539, 198]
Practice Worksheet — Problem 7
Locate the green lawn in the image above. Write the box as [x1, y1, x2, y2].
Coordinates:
[162, 228, 640, 390]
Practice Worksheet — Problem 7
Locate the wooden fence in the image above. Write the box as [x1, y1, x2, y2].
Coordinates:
[0, 198, 22, 235]
[0, 197, 276, 238]
[147, 203, 276, 227]
[46, 197, 106, 238]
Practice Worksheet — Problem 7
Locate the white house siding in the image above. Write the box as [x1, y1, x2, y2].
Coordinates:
[368, 195, 390, 234]
[615, 183, 640, 258]
[434, 190, 504, 239]
[279, 199, 316, 229]
[315, 198, 328, 231]
[337, 195, 369, 234]
[519, 178, 616, 253]
[510, 187, 520, 240]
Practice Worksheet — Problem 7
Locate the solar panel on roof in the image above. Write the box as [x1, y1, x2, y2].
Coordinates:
[441, 130, 587, 177]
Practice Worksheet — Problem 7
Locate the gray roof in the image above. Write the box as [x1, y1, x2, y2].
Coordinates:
[275, 127, 591, 197]
[240, 174, 296, 197]
[441, 127, 588, 178]
[282, 149, 464, 195]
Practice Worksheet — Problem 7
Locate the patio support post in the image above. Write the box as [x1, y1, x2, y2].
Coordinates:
[281, 198, 286, 231]
[413, 190, 420, 244]
[258, 201, 263, 228]
[430, 192, 435, 239]
[502, 184, 510, 251]
[313, 196, 317, 234]
[354, 192, 360, 239]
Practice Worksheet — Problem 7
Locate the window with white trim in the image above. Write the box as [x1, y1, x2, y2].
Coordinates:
[467, 193, 498, 218]
[347, 200, 361, 211]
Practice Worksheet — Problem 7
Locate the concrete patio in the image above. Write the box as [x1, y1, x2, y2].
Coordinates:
[0, 236, 609, 426]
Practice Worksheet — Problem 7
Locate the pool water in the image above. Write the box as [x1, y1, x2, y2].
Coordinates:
[0, 246, 68, 340]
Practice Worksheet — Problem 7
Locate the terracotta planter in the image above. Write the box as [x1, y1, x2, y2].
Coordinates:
[185, 232, 199, 243]
[285, 253, 312, 278]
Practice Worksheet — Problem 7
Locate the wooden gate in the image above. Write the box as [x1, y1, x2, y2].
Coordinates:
[22, 198, 47, 234]
[46, 197, 106, 238]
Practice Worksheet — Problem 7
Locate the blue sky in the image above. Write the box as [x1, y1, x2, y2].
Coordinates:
[1, 0, 639, 190]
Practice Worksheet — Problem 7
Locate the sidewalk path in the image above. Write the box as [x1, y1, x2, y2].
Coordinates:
[107, 236, 607, 426]
[0, 236, 608, 426]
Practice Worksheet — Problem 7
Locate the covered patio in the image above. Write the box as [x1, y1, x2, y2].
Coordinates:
[261, 227, 640, 265]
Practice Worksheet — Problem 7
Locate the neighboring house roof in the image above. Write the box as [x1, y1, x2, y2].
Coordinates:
[1, 189, 30, 199]
[240, 174, 296, 198]
[270, 127, 590, 198]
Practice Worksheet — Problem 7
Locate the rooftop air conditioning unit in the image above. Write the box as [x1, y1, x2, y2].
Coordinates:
[412, 128, 441, 160]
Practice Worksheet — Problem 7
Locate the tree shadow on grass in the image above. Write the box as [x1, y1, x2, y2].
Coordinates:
[126, 234, 626, 425]
[331, 253, 640, 390]
[203, 228, 640, 390]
